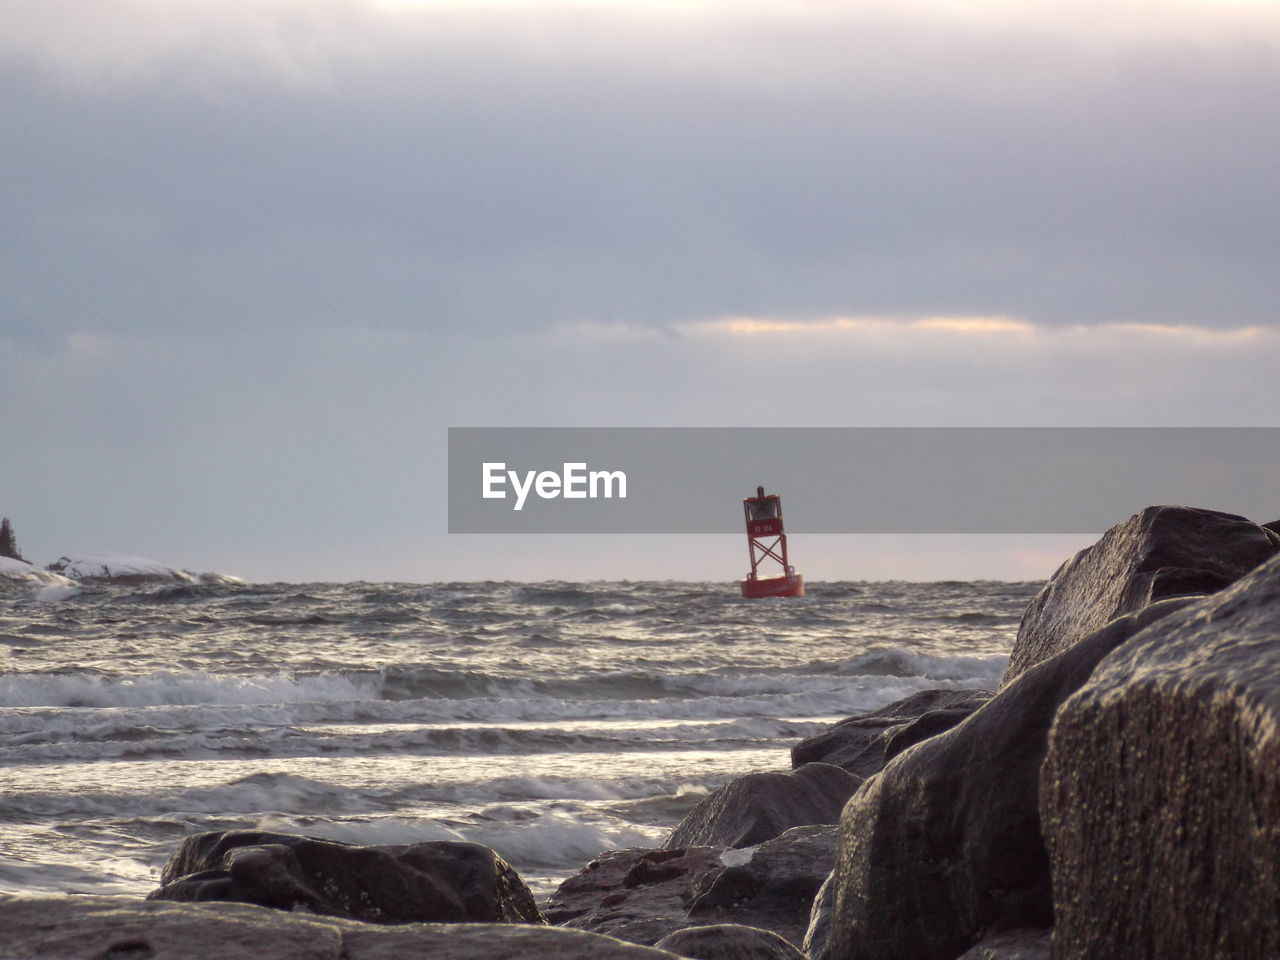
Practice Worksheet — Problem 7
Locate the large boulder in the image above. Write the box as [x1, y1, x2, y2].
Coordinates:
[0, 894, 677, 960]
[149, 830, 543, 925]
[546, 846, 726, 946]
[547, 829, 833, 951]
[664, 764, 860, 850]
[802, 873, 836, 960]
[1041, 551, 1280, 960]
[791, 690, 992, 778]
[1002, 505, 1279, 686]
[688, 825, 837, 947]
[828, 596, 1199, 960]
[655, 924, 808, 960]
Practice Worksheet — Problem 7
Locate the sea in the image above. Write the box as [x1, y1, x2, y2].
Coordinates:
[0, 579, 1036, 901]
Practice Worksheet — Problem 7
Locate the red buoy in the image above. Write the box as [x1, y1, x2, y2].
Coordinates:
[741, 485, 804, 598]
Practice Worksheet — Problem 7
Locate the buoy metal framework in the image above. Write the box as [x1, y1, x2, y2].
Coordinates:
[741, 485, 805, 598]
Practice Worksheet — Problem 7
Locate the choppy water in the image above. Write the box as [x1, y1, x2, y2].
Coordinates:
[0, 579, 1035, 899]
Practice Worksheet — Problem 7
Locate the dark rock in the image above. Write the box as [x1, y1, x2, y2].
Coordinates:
[0, 894, 676, 959]
[546, 847, 726, 946]
[882, 705, 977, 762]
[625, 849, 690, 888]
[548, 829, 833, 952]
[828, 596, 1199, 960]
[688, 825, 836, 947]
[802, 872, 835, 960]
[791, 690, 992, 778]
[1041, 551, 1280, 960]
[655, 924, 808, 960]
[953, 929, 1051, 960]
[606, 917, 702, 947]
[149, 830, 543, 925]
[664, 764, 859, 851]
[1002, 505, 1279, 686]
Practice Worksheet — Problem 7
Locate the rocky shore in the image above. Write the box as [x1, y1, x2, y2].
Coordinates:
[0, 518, 236, 586]
[4, 504, 1279, 959]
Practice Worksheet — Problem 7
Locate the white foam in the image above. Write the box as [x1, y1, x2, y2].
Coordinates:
[33, 583, 81, 602]
[255, 815, 469, 846]
[595, 602, 647, 614]
[465, 810, 664, 868]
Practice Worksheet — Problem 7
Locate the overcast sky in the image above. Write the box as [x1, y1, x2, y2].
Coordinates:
[2, 0, 1278, 582]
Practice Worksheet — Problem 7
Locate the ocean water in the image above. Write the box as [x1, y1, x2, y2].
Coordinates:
[0, 579, 1035, 900]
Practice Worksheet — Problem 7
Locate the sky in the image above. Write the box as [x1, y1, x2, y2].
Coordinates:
[2, 0, 1278, 582]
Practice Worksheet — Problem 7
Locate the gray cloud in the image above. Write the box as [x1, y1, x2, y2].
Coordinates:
[4, 1, 1280, 349]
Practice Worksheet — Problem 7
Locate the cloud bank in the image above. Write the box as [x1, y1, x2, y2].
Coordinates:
[3, 318, 1275, 579]
[5, 0, 1280, 347]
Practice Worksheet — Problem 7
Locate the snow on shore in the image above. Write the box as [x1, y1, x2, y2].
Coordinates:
[0, 556, 74, 586]
[47, 553, 196, 582]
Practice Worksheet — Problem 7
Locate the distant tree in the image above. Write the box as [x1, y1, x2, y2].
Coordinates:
[0, 517, 25, 562]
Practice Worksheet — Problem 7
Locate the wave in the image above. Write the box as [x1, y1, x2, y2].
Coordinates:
[797, 647, 1008, 682]
[0, 643, 1003, 714]
[0, 768, 726, 823]
[0, 714, 828, 767]
[116, 582, 248, 603]
[0, 577, 1032, 906]
[0, 671, 378, 709]
[33, 584, 82, 603]
[508, 583, 651, 608]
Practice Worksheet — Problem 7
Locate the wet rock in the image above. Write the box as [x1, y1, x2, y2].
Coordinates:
[953, 929, 1051, 960]
[882, 704, 980, 762]
[1002, 505, 1279, 686]
[548, 830, 830, 952]
[546, 847, 726, 946]
[664, 764, 860, 850]
[687, 825, 835, 948]
[149, 831, 543, 925]
[791, 690, 992, 778]
[655, 924, 808, 960]
[0, 894, 678, 960]
[829, 597, 1198, 960]
[802, 873, 835, 960]
[1042, 552, 1280, 960]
